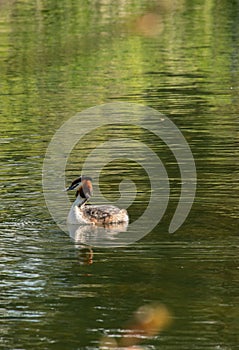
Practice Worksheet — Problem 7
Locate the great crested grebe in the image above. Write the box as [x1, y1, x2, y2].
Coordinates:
[66, 176, 129, 225]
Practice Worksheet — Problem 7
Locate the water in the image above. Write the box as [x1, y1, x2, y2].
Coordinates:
[1, 1, 239, 349]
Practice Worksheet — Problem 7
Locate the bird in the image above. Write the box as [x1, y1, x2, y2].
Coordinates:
[66, 176, 129, 225]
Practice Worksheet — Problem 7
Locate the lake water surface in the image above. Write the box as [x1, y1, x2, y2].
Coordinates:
[1, 1, 239, 349]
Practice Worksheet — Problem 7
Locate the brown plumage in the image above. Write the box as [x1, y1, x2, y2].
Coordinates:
[81, 205, 128, 225]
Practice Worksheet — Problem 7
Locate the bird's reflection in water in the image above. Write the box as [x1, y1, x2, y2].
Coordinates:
[77, 246, 94, 265]
[67, 223, 128, 247]
[68, 222, 128, 264]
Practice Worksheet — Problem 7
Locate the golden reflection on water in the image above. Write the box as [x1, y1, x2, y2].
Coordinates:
[100, 303, 173, 349]
[127, 0, 184, 37]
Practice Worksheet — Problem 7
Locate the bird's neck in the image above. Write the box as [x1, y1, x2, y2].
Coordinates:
[73, 195, 87, 208]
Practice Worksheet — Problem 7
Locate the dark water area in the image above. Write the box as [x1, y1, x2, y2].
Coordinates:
[1, 1, 239, 349]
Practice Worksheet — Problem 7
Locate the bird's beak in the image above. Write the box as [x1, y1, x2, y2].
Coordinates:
[65, 180, 82, 192]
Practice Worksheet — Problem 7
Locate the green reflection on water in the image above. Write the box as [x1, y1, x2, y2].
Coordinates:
[0, 0, 238, 349]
